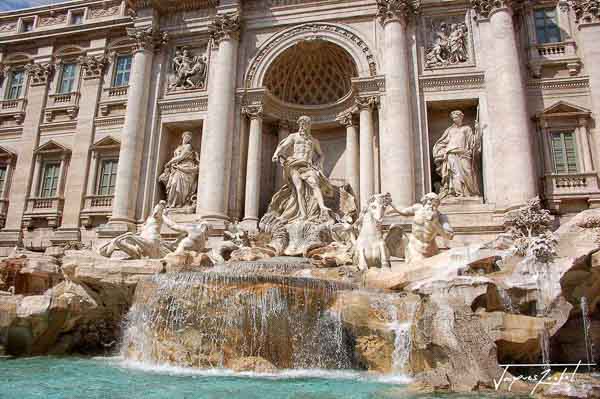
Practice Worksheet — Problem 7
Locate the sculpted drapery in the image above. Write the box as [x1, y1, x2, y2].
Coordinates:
[159, 131, 200, 209]
[432, 110, 482, 199]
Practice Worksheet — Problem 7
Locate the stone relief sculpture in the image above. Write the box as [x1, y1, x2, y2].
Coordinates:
[98, 201, 171, 259]
[210, 221, 252, 263]
[270, 115, 333, 222]
[432, 110, 482, 199]
[354, 193, 404, 270]
[168, 47, 207, 91]
[260, 115, 357, 256]
[159, 131, 200, 210]
[390, 193, 454, 263]
[162, 211, 211, 255]
[425, 19, 469, 68]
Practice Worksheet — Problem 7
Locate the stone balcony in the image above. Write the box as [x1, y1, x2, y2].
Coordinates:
[44, 92, 80, 122]
[23, 197, 64, 228]
[79, 194, 113, 227]
[528, 41, 581, 77]
[98, 86, 129, 118]
[543, 172, 600, 210]
[0, 98, 27, 124]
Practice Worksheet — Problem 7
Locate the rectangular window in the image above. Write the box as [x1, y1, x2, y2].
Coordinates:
[6, 70, 25, 100]
[97, 159, 118, 196]
[40, 162, 61, 198]
[0, 165, 7, 196]
[112, 55, 132, 87]
[551, 131, 578, 174]
[535, 9, 561, 44]
[20, 19, 34, 33]
[71, 12, 84, 25]
[58, 63, 77, 94]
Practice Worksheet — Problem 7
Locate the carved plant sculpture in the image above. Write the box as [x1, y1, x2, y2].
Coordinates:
[505, 197, 557, 263]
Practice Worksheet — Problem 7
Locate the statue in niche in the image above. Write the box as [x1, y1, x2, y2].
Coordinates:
[432, 110, 482, 199]
[425, 21, 469, 67]
[98, 201, 171, 259]
[159, 131, 200, 209]
[168, 47, 207, 91]
[269, 115, 334, 222]
[390, 193, 454, 263]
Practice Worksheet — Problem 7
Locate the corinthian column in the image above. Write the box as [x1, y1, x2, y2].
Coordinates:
[275, 120, 290, 189]
[197, 12, 241, 223]
[376, 0, 415, 207]
[337, 112, 360, 204]
[571, 1, 600, 172]
[242, 104, 263, 229]
[356, 96, 378, 205]
[108, 27, 167, 232]
[472, 0, 536, 207]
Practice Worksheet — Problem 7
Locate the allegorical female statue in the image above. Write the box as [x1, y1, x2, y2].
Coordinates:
[159, 131, 200, 209]
[432, 110, 482, 199]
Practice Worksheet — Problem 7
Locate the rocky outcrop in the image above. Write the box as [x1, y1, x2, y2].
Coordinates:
[0, 252, 163, 356]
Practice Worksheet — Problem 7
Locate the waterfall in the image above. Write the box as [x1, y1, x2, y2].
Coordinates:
[390, 321, 412, 372]
[581, 297, 595, 372]
[498, 289, 514, 313]
[539, 328, 551, 371]
[121, 272, 357, 370]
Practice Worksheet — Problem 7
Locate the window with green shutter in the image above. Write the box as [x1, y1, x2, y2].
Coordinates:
[97, 159, 118, 196]
[40, 162, 61, 198]
[58, 63, 77, 94]
[535, 8, 561, 44]
[112, 55, 132, 87]
[6, 70, 25, 100]
[0, 165, 7, 196]
[550, 131, 578, 174]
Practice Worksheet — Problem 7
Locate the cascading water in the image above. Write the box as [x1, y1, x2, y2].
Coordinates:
[121, 272, 357, 370]
[581, 297, 595, 371]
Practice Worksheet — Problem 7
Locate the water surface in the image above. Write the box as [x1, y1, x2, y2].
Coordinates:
[0, 356, 511, 399]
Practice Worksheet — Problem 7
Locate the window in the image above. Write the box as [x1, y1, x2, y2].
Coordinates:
[20, 19, 34, 33]
[112, 55, 132, 87]
[40, 162, 61, 198]
[57, 63, 77, 94]
[551, 131, 578, 174]
[0, 165, 7, 195]
[535, 9, 561, 44]
[5, 70, 25, 100]
[71, 12, 84, 25]
[97, 159, 118, 196]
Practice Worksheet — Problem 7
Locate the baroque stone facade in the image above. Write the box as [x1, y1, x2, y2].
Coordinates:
[0, 0, 599, 250]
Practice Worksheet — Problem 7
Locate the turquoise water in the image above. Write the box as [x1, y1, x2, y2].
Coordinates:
[0, 357, 505, 399]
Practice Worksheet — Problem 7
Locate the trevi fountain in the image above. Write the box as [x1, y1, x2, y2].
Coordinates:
[2, 0, 600, 398]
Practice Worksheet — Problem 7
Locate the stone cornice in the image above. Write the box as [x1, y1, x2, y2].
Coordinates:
[126, 27, 169, 53]
[24, 62, 54, 86]
[569, 0, 600, 25]
[78, 55, 109, 80]
[127, 0, 217, 13]
[209, 12, 242, 44]
[376, 0, 417, 25]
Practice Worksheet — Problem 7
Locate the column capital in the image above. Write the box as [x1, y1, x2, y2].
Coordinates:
[569, 0, 600, 26]
[337, 112, 357, 127]
[376, 0, 416, 25]
[77, 55, 109, 80]
[24, 62, 54, 86]
[242, 104, 263, 120]
[209, 12, 241, 44]
[126, 27, 169, 54]
[470, 0, 516, 19]
[355, 96, 379, 110]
